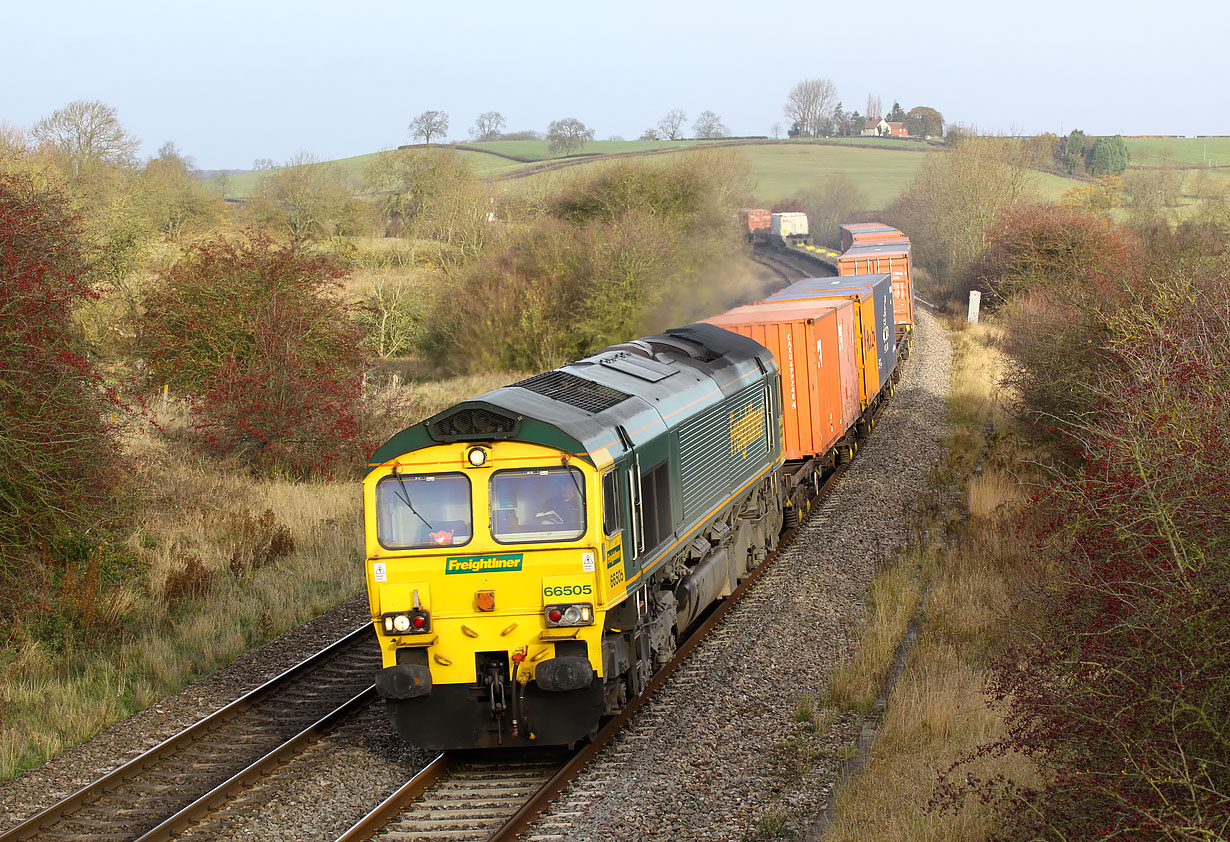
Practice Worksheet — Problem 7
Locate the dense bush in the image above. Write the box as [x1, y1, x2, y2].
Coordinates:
[883, 135, 1036, 302]
[433, 151, 753, 371]
[978, 205, 1143, 432]
[951, 269, 1230, 840]
[0, 173, 125, 627]
[136, 232, 369, 476]
[939, 196, 1230, 837]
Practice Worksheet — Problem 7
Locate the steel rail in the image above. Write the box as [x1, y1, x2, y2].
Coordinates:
[332, 754, 450, 842]
[1, 623, 374, 842]
[131, 686, 377, 842]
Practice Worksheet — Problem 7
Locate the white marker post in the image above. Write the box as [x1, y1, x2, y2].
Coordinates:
[967, 290, 982, 325]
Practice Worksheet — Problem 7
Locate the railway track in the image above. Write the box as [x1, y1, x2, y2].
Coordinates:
[749, 242, 836, 289]
[0, 625, 379, 842]
[334, 458, 854, 842]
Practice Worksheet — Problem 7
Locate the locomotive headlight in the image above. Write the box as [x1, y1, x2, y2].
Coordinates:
[466, 446, 488, 467]
[392, 614, 411, 632]
[544, 603, 594, 628]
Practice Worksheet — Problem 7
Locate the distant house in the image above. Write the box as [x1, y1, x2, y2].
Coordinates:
[860, 118, 908, 138]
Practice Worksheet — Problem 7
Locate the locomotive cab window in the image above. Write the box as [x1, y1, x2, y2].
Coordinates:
[376, 473, 472, 549]
[490, 467, 586, 543]
[602, 470, 622, 537]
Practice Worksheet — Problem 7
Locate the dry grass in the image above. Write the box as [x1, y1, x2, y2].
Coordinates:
[817, 318, 1040, 841]
[0, 368, 515, 781]
[827, 548, 925, 712]
[824, 642, 1035, 841]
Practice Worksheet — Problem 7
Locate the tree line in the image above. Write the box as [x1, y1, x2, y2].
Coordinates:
[782, 77, 946, 139]
[404, 79, 952, 156]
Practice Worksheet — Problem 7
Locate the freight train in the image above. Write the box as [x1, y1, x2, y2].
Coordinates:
[362, 224, 914, 750]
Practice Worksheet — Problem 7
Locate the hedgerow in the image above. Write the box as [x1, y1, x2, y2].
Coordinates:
[980, 205, 1144, 433]
[0, 172, 124, 632]
[135, 232, 370, 477]
[942, 233, 1230, 838]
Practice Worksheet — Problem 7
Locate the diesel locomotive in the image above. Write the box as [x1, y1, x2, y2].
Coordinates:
[363, 324, 785, 749]
[363, 222, 916, 750]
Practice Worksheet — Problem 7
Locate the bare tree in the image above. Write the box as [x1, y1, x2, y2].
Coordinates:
[657, 108, 687, 141]
[546, 118, 595, 154]
[771, 122, 783, 139]
[866, 94, 882, 121]
[250, 151, 354, 239]
[783, 79, 838, 138]
[470, 111, 506, 142]
[409, 110, 449, 145]
[692, 111, 729, 139]
[0, 121, 27, 158]
[30, 99, 140, 178]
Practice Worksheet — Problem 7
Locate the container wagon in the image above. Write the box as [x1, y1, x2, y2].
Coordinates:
[839, 223, 909, 251]
[836, 243, 914, 345]
[764, 274, 897, 412]
[703, 300, 860, 463]
[740, 208, 772, 237]
[770, 212, 809, 245]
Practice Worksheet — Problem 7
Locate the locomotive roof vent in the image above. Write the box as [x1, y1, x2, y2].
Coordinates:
[428, 406, 522, 442]
[512, 370, 631, 415]
[657, 331, 721, 362]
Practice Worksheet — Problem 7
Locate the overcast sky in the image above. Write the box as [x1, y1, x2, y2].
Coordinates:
[5, 0, 1226, 171]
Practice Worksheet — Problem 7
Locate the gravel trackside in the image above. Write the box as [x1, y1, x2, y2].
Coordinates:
[522, 308, 952, 842]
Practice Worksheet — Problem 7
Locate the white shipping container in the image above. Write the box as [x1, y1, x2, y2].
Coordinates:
[771, 212, 809, 239]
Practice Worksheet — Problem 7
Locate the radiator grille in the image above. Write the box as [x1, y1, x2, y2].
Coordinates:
[429, 407, 519, 441]
[512, 370, 631, 414]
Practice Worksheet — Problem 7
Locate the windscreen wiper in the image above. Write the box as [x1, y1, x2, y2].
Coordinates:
[391, 465, 435, 531]
[561, 457, 584, 501]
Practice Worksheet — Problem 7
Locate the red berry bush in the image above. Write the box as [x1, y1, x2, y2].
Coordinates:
[944, 261, 1230, 839]
[0, 173, 123, 583]
[136, 232, 369, 477]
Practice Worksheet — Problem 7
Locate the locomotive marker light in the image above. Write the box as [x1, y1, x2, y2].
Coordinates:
[544, 603, 594, 627]
[466, 446, 488, 467]
[382, 610, 431, 634]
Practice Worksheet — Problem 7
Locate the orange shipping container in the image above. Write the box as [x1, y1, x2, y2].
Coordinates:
[837, 243, 914, 331]
[740, 208, 771, 233]
[704, 300, 859, 461]
[839, 223, 907, 252]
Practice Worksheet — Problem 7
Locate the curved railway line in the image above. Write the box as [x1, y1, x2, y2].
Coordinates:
[2, 245, 919, 842]
[748, 241, 836, 288]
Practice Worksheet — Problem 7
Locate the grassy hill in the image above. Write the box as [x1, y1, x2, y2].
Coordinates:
[206, 137, 1090, 209]
[1123, 136, 1230, 168]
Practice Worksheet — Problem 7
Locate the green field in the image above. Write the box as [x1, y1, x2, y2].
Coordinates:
[211, 147, 530, 198]
[207, 138, 943, 203]
[481, 141, 935, 208]
[205, 137, 1107, 209]
[1123, 136, 1230, 168]
[738, 144, 929, 207]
